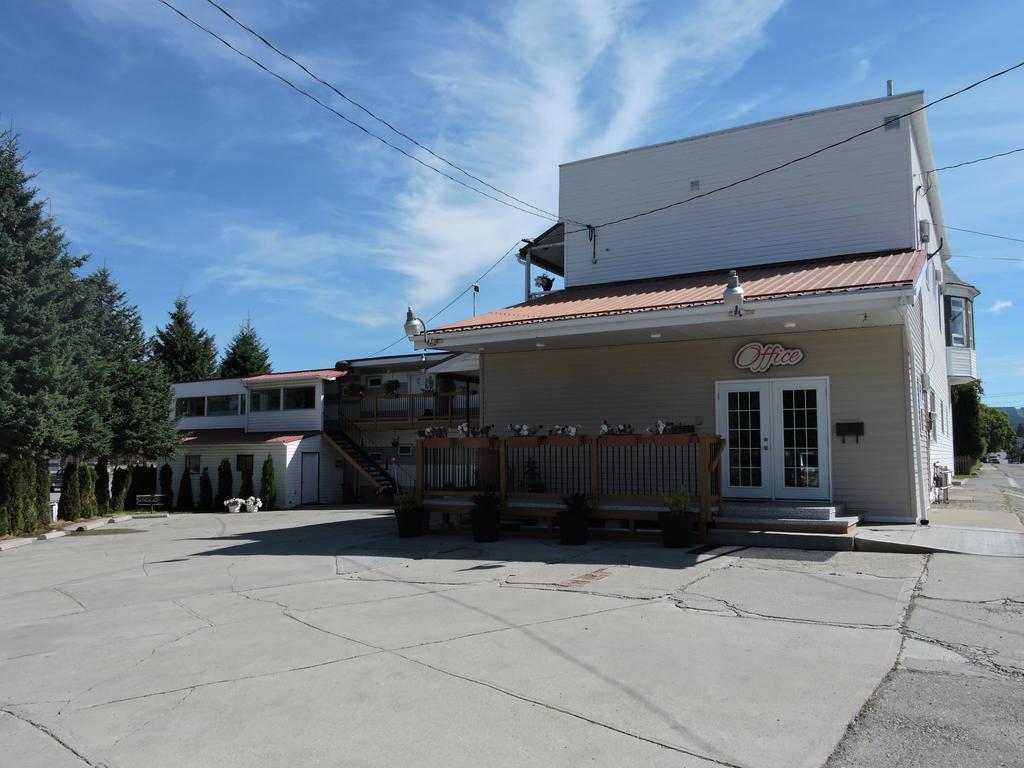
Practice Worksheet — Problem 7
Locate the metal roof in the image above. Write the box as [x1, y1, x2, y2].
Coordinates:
[242, 369, 344, 384]
[431, 250, 926, 335]
[179, 430, 318, 445]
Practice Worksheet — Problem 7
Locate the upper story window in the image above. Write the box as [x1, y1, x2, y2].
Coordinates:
[175, 397, 206, 419]
[251, 388, 281, 412]
[944, 296, 975, 348]
[206, 394, 242, 417]
[283, 386, 316, 410]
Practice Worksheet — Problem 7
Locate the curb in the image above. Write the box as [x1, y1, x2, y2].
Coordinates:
[108, 514, 133, 523]
[132, 512, 169, 519]
[0, 537, 35, 551]
[37, 530, 67, 541]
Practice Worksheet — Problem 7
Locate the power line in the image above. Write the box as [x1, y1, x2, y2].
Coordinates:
[940, 224, 1024, 245]
[566, 59, 1024, 234]
[202, 0, 571, 224]
[361, 241, 521, 358]
[929, 146, 1024, 173]
[155, 0, 559, 223]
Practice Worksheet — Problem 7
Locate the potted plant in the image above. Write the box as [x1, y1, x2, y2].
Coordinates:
[394, 491, 425, 538]
[419, 426, 453, 448]
[660, 487, 696, 548]
[547, 424, 585, 447]
[644, 420, 696, 446]
[383, 379, 401, 396]
[243, 496, 263, 513]
[534, 274, 554, 292]
[470, 492, 502, 542]
[599, 421, 639, 447]
[223, 497, 243, 514]
[343, 381, 366, 398]
[524, 458, 545, 493]
[458, 423, 497, 448]
[558, 493, 591, 545]
[506, 423, 544, 448]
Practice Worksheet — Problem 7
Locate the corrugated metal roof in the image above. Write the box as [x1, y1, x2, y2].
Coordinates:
[179, 430, 317, 445]
[432, 250, 926, 334]
[242, 369, 344, 384]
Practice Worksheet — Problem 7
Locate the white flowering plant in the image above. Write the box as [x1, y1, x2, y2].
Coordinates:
[547, 424, 581, 436]
[457, 423, 494, 437]
[599, 421, 634, 436]
[645, 420, 695, 435]
[506, 423, 542, 436]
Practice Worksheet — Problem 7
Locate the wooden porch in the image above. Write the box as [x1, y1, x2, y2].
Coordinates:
[338, 392, 480, 430]
[414, 433, 725, 541]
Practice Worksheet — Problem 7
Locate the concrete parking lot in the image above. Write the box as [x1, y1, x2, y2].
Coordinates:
[1, 509, 1020, 767]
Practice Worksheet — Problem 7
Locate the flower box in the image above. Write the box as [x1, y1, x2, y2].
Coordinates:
[422, 437, 455, 449]
[600, 435, 639, 447]
[460, 436, 498, 449]
[645, 433, 696, 447]
[506, 436, 545, 448]
[546, 435, 588, 448]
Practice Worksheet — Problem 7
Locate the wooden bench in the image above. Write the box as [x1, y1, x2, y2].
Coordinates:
[135, 494, 169, 512]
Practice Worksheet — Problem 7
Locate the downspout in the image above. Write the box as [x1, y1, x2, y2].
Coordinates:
[899, 298, 925, 524]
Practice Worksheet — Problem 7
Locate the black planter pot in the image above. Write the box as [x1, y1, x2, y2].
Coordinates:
[395, 506, 425, 538]
[659, 511, 695, 548]
[470, 507, 501, 542]
[557, 509, 589, 545]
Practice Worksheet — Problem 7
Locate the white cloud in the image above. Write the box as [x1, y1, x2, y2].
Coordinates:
[990, 300, 1013, 314]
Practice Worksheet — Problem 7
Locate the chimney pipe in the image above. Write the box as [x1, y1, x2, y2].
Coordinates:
[886, 79, 893, 97]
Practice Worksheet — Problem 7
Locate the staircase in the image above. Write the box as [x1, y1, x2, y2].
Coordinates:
[323, 430, 398, 494]
[715, 501, 859, 534]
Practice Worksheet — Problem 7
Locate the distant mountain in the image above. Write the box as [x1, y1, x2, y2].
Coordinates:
[995, 406, 1024, 429]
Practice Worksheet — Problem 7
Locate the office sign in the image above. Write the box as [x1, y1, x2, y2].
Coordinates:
[734, 341, 805, 373]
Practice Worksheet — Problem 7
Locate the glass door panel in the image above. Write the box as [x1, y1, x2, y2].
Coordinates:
[773, 381, 829, 500]
[718, 382, 772, 498]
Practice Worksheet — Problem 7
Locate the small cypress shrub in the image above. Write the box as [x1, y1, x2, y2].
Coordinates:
[111, 466, 132, 512]
[127, 465, 156, 510]
[159, 463, 173, 504]
[79, 465, 99, 519]
[199, 467, 214, 511]
[58, 464, 81, 521]
[216, 459, 233, 507]
[176, 470, 194, 511]
[36, 460, 51, 529]
[240, 461, 254, 499]
[95, 457, 110, 515]
[0, 455, 12, 536]
[259, 455, 276, 510]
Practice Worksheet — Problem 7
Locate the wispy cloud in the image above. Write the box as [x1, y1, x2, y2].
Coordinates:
[990, 299, 1013, 314]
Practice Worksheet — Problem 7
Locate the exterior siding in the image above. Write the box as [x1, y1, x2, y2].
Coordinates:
[284, 436, 344, 507]
[560, 93, 921, 287]
[164, 443, 289, 509]
[172, 378, 247, 431]
[946, 346, 977, 381]
[247, 380, 324, 432]
[481, 326, 914, 521]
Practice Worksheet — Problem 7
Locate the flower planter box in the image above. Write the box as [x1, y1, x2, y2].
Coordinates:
[506, 436, 544, 448]
[545, 435, 587, 448]
[460, 437, 498, 449]
[422, 437, 455, 448]
[600, 435, 639, 447]
[645, 433, 697, 447]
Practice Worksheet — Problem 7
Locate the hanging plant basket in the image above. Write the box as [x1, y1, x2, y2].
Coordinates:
[507, 436, 545, 448]
[601, 435, 639, 447]
[546, 435, 588, 448]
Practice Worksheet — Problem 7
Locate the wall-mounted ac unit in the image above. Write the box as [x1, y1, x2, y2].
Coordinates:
[919, 219, 931, 244]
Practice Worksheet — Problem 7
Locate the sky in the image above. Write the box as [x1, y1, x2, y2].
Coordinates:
[2, 0, 1022, 407]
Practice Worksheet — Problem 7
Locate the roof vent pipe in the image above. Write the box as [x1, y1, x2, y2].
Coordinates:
[886, 79, 893, 97]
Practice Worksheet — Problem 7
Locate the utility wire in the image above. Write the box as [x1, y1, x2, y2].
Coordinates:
[156, 0, 559, 223]
[940, 224, 1024, 245]
[567, 59, 1024, 234]
[201, 0, 573, 224]
[361, 241, 521, 358]
[928, 147, 1024, 173]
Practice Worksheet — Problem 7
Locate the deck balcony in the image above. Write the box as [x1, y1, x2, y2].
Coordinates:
[334, 392, 481, 431]
[414, 433, 725, 540]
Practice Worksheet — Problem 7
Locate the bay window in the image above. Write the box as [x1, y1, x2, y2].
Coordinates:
[944, 296, 974, 348]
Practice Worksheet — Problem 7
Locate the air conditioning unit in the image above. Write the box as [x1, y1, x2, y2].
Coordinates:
[919, 219, 931, 244]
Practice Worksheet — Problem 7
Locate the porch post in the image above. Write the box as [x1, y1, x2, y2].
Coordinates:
[415, 440, 424, 504]
[697, 434, 712, 543]
[590, 436, 601, 513]
[499, 438, 508, 507]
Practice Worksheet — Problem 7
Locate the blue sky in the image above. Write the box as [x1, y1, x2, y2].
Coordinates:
[3, 0, 1021, 406]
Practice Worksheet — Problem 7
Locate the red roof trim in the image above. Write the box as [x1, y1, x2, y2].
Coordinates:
[242, 369, 344, 384]
[179, 429, 319, 445]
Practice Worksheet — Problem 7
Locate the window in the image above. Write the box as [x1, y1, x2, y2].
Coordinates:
[945, 296, 974, 348]
[251, 388, 281, 412]
[397, 444, 413, 457]
[367, 376, 383, 388]
[283, 386, 316, 410]
[240, 394, 246, 414]
[236, 454, 254, 473]
[175, 397, 206, 418]
[185, 455, 201, 474]
[206, 394, 240, 417]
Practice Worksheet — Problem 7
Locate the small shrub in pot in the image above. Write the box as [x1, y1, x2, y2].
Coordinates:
[558, 493, 591, 545]
[660, 487, 696, 548]
[470, 492, 502, 542]
[394, 491, 425, 538]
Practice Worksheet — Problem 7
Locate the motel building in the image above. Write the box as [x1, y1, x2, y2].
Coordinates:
[408, 89, 980, 535]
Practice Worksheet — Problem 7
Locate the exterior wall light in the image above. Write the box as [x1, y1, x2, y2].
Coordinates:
[723, 270, 744, 317]
[404, 306, 425, 339]
[650, 332, 662, 339]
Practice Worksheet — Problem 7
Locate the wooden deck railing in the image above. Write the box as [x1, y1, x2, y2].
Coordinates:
[415, 433, 725, 540]
[340, 393, 480, 430]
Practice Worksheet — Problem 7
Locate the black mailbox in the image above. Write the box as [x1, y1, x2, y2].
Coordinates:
[835, 422, 865, 444]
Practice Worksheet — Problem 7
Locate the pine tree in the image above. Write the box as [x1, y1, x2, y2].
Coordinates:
[159, 463, 174, 503]
[57, 464, 81, 521]
[219, 320, 272, 378]
[79, 465, 99, 519]
[176, 470, 194, 511]
[259, 455, 276, 510]
[152, 297, 218, 383]
[95, 456, 110, 515]
[240, 462, 254, 499]
[111, 466, 132, 512]
[216, 459, 233, 507]
[199, 467, 213, 511]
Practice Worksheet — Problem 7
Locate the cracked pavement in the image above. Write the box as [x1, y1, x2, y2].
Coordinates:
[0, 509, 1017, 767]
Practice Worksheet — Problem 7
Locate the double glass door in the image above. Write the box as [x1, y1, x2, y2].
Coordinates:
[716, 378, 830, 501]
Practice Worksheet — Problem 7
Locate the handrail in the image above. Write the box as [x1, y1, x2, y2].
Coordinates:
[339, 416, 416, 489]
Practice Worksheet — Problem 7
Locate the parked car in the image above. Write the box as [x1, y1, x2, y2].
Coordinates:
[987, 454, 1001, 464]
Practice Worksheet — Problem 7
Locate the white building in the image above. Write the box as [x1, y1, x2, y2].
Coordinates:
[416, 90, 979, 530]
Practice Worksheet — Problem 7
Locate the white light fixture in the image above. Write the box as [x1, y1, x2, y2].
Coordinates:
[784, 321, 797, 329]
[403, 306, 425, 338]
[650, 331, 662, 339]
[535, 342, 546, 348]
[723, 270, 744, 317]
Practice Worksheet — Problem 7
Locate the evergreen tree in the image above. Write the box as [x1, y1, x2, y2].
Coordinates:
[111, 466, 132, 512]
[219, 320, 272, 378]
[159, 463, 174, 502]
[152, 297, 218, 383]
[1017, 423, 1024, 439]
[78, 464, 99, 519]
[95, 456, 110, 514]
[240, 462, 254, 499]
[176, 470, 194, 511]
[952, 382, 986, 459]
[216, 459, 233, 507]
[57, 464, 81, 521]
[199, 467, 213, 511]
[259, 455, 276, 510]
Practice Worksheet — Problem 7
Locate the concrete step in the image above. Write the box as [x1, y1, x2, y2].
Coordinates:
[708, 528, 855, 551]
[720, 501, 847, 521]
[716, 515, 860, 534]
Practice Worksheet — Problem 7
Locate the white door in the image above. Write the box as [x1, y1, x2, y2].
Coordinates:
[717, 378, 830, 501]
[301, 452, 319, 505]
